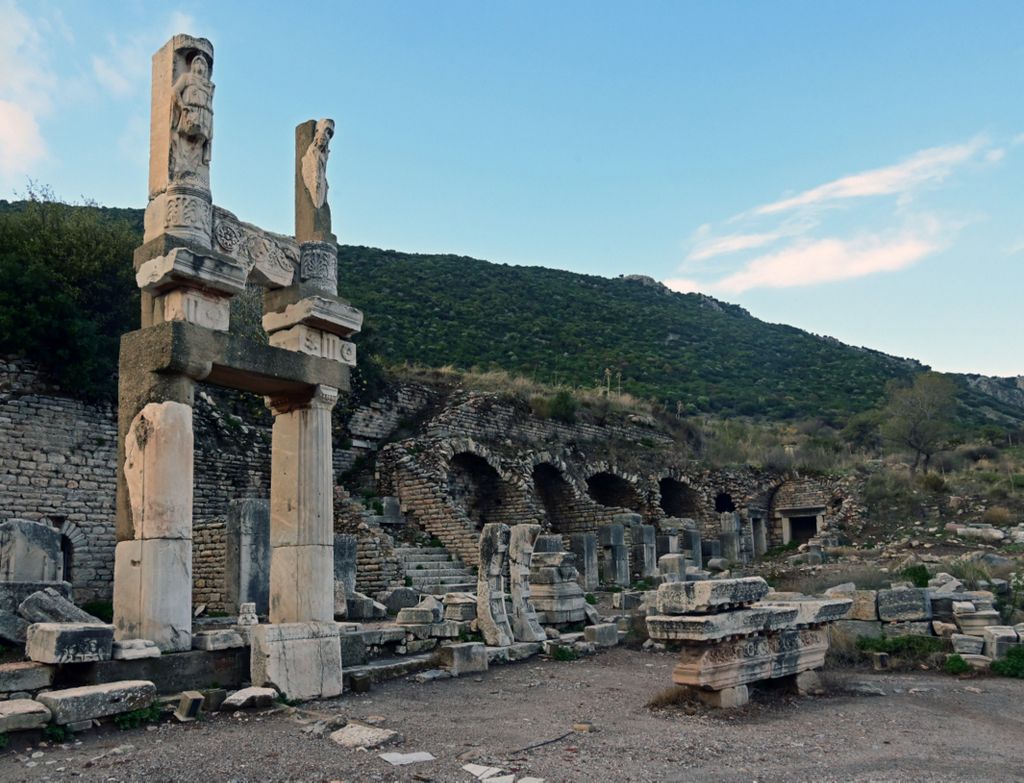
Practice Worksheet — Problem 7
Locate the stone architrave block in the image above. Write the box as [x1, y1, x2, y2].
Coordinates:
[192, 629, 245, 651]
[656, 577, 770, 615]
[26, 623, 114, 664]
[569, 533, 599, 592]
[159, 288, 230, 331]
[983, 626, 1020, 660]
[597, 524, 625, 547]
[443, 593, 477, 622]
[225, 499, 270, 615]
[876, 588, 931, 622]
[250, 622, 342, 701]
[136, 248, 247, 297]
[269, 325, 356, 366]
[647, 607, 799, 642]
[951, 634, 985, 655]
[755, 598, 852, 626]
[36, 681, 156, 725]
[124, 401, 194, 541]
[0, 699, 52, 732]
[113, 538, 192, 652]
[672, 628, 829, 691]
[0, 661, 54, 693]
[18, 588, 100, 624]
[583, 623, 619, 647]
[0, 519, 63, 582]
[439, 642, 488, 675]
[262, 296, 363, 338]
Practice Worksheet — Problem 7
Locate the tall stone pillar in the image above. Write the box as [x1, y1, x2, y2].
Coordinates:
[266, 385, 338, 624]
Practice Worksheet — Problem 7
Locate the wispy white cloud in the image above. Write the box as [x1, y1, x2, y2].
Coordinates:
[663, 277, 703, 294]
[712, 232, 939, 294]
[687, 231, 782, 262]
[1007, 239, 1024, 256]
[753, 137, 987, 216]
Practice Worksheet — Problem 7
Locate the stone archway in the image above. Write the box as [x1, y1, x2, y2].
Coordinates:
[448, 452, 504, 529]
[586, 472, 642, 511]
[532, 462, 577, 533]
[659, 477, 699, 518]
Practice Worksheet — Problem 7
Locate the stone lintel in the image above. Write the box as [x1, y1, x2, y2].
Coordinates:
[136, 247, 248, 297]
[261, 295, 363, 338]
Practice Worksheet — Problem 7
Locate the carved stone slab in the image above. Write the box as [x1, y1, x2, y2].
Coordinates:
[656, 577, 770, 615]
[212, 206, 297, 288]
[647, 606, 799, 642]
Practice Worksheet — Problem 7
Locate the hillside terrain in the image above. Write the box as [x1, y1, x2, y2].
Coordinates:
[1, 198, 1022, 430]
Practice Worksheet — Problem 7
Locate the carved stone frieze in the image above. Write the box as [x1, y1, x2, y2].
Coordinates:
[298, 241, 338, 294]
[212, 207, 297, 288]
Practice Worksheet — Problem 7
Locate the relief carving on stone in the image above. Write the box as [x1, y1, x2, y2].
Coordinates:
[212, 207, 297, 288]
[170, 52, 214, 187]
[299, 240, 338, 292]
[301, 119, 335, 209]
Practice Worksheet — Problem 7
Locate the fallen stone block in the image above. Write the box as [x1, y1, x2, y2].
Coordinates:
[250, 622, 342, 701]
[442, 593, 477, 622]
[347, 591, 387, 620]
[932, 621, 958, 637]
[377, 587, 420, 614]
[379, 751, 436, 766]
[956, 609, 1001, 635]
[756, 598, 852, 626]
[0, 698, 51, 732]
[36, 680, 156, 725]
[0, 581, 71, 614]
[612, 591, 643, 611]
[648, 607, 798, 642]
[960, 653, 992, 671]
[882, 621, 932, 638]
[696, 685, 749, 708]
[657, 577, 769, 615]
[983, 626, 1020, 660]
[877, 588, 931, 622]
[173, 691, 204, 722]
[18, 587, 100, 624]
[951, 634, 985, 655]
[438, 641, 488, 676]
[584, 623, 618, 647]
[26, 622, 113, 664]
[0, 661, 53, 693]
[0, 609, 29, 645]
[112, 639, 161, 660]
[396, 607, 437, 625]
[330, 722, 398, 749]
[221, 686, 277, 710]
[191, 629, 245, 651]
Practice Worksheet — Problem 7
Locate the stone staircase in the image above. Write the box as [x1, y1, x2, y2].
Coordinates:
[396, 544, 476, 595]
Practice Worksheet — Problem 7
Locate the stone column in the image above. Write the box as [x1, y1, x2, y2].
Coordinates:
[266, 385, 338, 624]
[508, 524, 546, 643]
[476, 523, 514, 647]
[113, 396, 195, 651]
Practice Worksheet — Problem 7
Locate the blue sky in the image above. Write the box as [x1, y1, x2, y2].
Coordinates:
[1, 1, 1021, 376]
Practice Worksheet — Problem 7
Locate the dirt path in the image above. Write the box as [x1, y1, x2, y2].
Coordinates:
[2, 648, 1022, 782]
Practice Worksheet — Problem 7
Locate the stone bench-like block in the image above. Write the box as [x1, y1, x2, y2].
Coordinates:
[647, 607, 799, 642]
[583, 623, 619, 647]
[36, 680, 156, 725]
[876, 588, 931, 622]
[0, 699, 52, 732]
[26, 623, 114, 664]
[951, 633, 985, 655]
[657, 577, 770, 615]
[250, 622, 342, 701]
[439, 642, 488, 675]
[0, 661, 54, 693]
[755, 598, 852, 626]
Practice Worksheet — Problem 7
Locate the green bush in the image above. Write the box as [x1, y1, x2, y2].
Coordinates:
[0, 733, 8, 749]
[551, 645, 578, 662]
[531, 389, 578, 424]
[857, 635, 944, 661]
[900, 564, 931, 588]
[584, 593, 597, 605]
[42, 724, 67, 742]
[992, 646, 1024, 678]
[113, 704, 162, 730]
[944, 654, 970, 676]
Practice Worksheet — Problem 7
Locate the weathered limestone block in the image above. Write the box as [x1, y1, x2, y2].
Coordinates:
[443, 593, 477, 622]
[509, 524, 547, 643]
[657, 577, 770, 615]
[225, 499, 270, 615]
[0, 610, 30, 645]
[136, 248, 247, 297]
[192, 629, 245, 651]
[0, 519, 63, 582]
[755, 599, 852, 626]
[333, 534, 358, 594]
[262, 296, 362, 338]
[339, 631, 368, 667]
[612, 591, 644, 611]
[672, 628, 829, 691]
[569, 533, 599, 591]
[0, 581, 71, 614]
[602, 544, 631, 587]
[951, 634, 985, 655]
[876, 588, 931, 622]
[632, 525, 658, 579]
[269, 545, 334, 623]
[250, 622, 342, 701]
[956, 609, 1001, 635]
[476, 523, 514, 648]
[849, 590, 879, 621]
[882, 621, 932, 638]
[932, 621, 958, 637]
[647, 607, 799, 642]
[697, 684, 749, 708]
[533, 535, 565, 553]
[658, 554, 689, 582]
[221, 686, 277, 710]
[330, 723, 398, 749]
[0, 661, 54, 693]
[584, 623, 618, 648]
[983, 626, 1020, 660]
[124, 401, 194, 540]
[37, 680, 156, 725]
[0, 699, 52, 732]
[18, 588, 100, 624]
[530, 581, 587, 625]
[159, 288, 230, 331]
[377, 587, 419, 615]
[439, 642, 488, 675]
[347, 591, 387, 620]
[26, 623, 114, 664]
[112, 639, 161, 660]
[430, 620, 472, 638]
[113, 538, 192, 652]
[269, 325, 357, 366]
[598, 524, 625, 547]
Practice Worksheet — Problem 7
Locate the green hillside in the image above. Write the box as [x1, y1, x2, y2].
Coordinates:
[1, 198, 1021, 428]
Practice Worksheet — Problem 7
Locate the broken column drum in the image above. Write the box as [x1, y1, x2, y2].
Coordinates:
[476, 523, 514, 647]
[113, 34, 361, 701]
[508, 524, 547, 643]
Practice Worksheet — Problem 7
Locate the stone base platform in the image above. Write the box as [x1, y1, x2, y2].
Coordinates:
[53, 648, 249, 694]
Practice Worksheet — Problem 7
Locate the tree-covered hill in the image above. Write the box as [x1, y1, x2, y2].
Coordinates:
[1, 199, 1021, 428]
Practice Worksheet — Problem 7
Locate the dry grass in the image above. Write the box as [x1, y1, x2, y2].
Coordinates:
[772, 564, 894, 595]
[646, 685, 699, 711]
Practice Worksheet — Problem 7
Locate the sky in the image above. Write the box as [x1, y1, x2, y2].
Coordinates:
[1, 0, 1022, 376]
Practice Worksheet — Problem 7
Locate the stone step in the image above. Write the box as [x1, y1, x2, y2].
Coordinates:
[342, 653, 436, 689]
[404, 567, 472, 578]
[418, 583, 476, 595]
[396, 551, 456, 562]
[408, 573, 475, 584]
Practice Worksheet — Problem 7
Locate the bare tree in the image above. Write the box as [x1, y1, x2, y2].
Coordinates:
[881, 372, 957, 474]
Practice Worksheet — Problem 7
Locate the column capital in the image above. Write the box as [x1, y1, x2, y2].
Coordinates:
[265, 384, 339, 416]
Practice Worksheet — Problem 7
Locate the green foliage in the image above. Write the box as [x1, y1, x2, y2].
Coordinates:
[856, 635, 945, 660]
[944, 654, 970, 676]
[0, 733, 8, 749]
[404, 575, 413, 587]
[900, 564, 931, 588]
[881, 373, 958, 473]
[0, 193, 139, 399]
[81, 600, 114, 623]
[991, 646, 1024, 678]
[42, 724, 67, 742]
[584, 593, 597, 605]
[113, 703, 162, 730]
[551, 645, 578, 662]
[531, 389, 578, 423]
[631, 580, 651, 591]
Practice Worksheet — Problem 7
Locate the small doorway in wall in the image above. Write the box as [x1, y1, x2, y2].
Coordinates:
[788, 516, 818, 545]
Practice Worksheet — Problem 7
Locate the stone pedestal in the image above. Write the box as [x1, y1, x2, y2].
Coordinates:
[266, 386, 338, 625]
[569, 533, 599, 591]
[632, 525, 658, 579]
[250, 622, 342, 701]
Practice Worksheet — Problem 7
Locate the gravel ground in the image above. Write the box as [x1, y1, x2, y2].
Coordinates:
[2, 647, 1022, 783]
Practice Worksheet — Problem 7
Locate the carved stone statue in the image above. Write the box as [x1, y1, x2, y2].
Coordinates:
[171, 52, 214, 182]
[301, 119, 335, 209]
